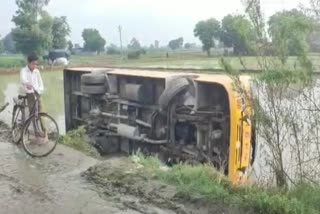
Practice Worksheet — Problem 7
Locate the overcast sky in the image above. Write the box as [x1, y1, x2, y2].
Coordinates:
[0, 0, 310, 47]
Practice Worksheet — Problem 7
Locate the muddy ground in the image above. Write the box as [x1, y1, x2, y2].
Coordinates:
[0, 121, 239, 214]
[0, 121, 141, 214]
[83, 157, 241, 214]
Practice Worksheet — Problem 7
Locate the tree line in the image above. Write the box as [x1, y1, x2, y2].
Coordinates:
[193, 8, 316, 58]
[0, 0, 107, 56]
[0, 0, 318, 60]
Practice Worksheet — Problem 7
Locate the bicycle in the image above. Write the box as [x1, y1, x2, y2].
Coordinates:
[11, 93, 59, 157]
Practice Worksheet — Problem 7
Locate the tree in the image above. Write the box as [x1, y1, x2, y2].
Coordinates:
[82, 29, 106, 53]
[268, 9, 314, 63]
[223, 0, 319, 188]
[168, 37, 183, 50]
[194, 18, 220, 56]
[128, 38, 141, 50]
[12, 0, 52, 55]
[220, 14, 254, 55]
[2, 33, 16, 53]
[0, 35, 3, 54]
[52, 16, 70, 49]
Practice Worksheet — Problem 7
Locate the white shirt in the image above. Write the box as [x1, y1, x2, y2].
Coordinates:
[20, 66, 44, 94]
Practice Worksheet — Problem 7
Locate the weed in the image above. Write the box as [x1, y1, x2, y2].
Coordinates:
[134, 153, 319, 214]
[58, 126, 100, 158]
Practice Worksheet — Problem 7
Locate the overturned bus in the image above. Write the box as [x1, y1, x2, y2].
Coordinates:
[63, 67, 255, 184]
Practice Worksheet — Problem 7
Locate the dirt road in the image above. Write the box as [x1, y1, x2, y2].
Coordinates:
[0, 122, 169, 214]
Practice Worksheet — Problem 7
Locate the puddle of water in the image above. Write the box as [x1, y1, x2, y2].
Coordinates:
[0, 71, 65, 134]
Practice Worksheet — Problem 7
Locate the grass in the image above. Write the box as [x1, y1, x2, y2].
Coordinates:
[68, 51, 320, 71]
[68, 52, 261, 69]
[3, 51, 320, 71]
[58, 126, 100, 158]
[0, 54, 25, 68]
[133, 153, 320, 214]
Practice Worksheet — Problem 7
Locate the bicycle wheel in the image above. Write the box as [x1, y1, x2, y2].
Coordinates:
[11, 105, 25, 144]
[22, 113, 59, 157]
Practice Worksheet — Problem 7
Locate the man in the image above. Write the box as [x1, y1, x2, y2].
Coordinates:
[20, 53, 46, 140]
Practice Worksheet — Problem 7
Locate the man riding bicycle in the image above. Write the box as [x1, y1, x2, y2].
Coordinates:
[20, 53, 47, 141]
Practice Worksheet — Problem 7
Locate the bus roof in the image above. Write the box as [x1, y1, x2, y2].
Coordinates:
[65, 67, 251, 86]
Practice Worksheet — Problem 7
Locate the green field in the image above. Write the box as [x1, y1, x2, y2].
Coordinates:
[1, 51, 320, 71]
[0, 54, 25, 69]
[69, 52, 320, 71]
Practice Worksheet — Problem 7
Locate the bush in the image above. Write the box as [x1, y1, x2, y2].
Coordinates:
[58, 126, 100, 158]
[288, 184, 320, 212]
[106, 46, 121, 55]
[127, 50, 141, 59]
[140, 48, 147, 55]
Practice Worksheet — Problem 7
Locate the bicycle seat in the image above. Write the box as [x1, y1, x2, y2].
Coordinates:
[18, 95, 27, 99]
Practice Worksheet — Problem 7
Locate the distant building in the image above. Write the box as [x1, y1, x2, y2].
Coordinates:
[73, 48, 83, 54]
[74, 44, 81, 49]
[72, 44, 83, 54]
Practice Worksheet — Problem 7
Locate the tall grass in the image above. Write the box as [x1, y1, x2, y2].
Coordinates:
[134, 153, 320, 214]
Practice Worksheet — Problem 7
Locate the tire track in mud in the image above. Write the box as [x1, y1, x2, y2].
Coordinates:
[84, 167, 186, 214]
[0, 172, 54, 202]
[83, 157, 239, 214]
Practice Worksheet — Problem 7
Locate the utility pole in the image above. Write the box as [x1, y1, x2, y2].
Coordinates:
[118, 25, 123, 59]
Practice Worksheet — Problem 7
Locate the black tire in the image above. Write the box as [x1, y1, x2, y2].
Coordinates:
[81, 74, 106, 85]
[158, 77, 190, 108]
[22, 113, 59, 158]
[11, 105, 25, 144]
[81, 85, 106, 94]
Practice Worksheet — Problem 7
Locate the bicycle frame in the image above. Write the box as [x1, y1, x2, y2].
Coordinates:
[13, 93, 42, 133]
[27, 95, 40, 120]
[25, 94, 45, 135]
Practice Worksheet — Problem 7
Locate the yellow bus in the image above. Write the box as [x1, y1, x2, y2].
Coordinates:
[64, 68, 255, 184]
